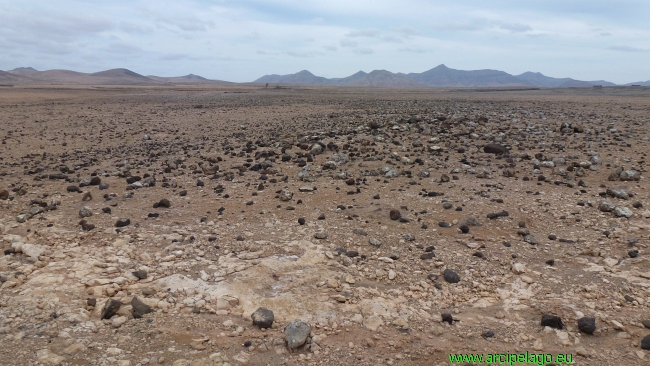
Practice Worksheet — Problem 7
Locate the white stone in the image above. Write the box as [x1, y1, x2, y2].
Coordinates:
[512, 263, 526, 274]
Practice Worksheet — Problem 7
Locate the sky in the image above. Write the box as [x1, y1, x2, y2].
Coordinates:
[0, 0, 648, 83]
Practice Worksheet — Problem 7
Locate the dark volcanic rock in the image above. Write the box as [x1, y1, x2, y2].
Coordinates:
[251, 307, 274, 328]
[441, 313, 454, 324]
[132, 270, 148, 279]
[483, 143, 508, 154]
[101, 299, 121, 320]
[157, 199, 171, 208]
[131, 296, 153, 318]
[541, 314, 563, 329]
[389, 209, 401, 220]
[487, 211, 509, 219]
[443, 269, 460, 283]
[115, 218, 130, 227]
[577, 317, 596, 335]
[642, 335, 650, 350]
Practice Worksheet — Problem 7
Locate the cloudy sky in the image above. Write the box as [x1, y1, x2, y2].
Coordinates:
[0, 0, 648, 83]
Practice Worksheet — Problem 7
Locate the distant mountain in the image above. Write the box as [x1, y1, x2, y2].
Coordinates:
[255, 70, 331, 84]
[558, 79, 596, 88]
[330, 70, 368, 85]
[146, 74, 230, 84]
[623, 81, 650, 86]
[0, 70, 33, 84]
[515, 72, 571, 88]
[515, 72, 617, 87]
[338, 70, 428, 87]
[254, 69, 428, 87]
[407, 64, 533, 87]
[9, 67, 39, 75]
[254, 64, 635, 88]
[587, 80, 617, 86]
[0, 68, 229, 85]
[91, 68, 148, 78]
[3, 68, 157, 85]
[179, 74, 208, 80]
[255, 65, 603, 88]
[0, 65, 643, 87]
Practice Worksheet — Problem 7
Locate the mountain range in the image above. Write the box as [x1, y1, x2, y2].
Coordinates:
[0, 67, 229, 85]
[255, 64, 645, 88]
[1, 65, 648, 87]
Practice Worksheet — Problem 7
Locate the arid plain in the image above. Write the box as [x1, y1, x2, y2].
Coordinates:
[1, 84, 650, 365]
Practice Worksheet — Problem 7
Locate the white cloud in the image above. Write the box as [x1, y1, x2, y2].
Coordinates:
[607, 45, 647, 52]
[354, 48, 374, 54]
[346, 28, 381, 38]
[499, 22, 532, 33]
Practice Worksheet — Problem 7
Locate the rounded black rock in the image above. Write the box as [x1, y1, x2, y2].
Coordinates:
[251, 307, 274, 328]
[443, 269, 460, 283]
[641, 335, 650, 350]
[577, 317, 596, 335]
[115, 218, 130, 227]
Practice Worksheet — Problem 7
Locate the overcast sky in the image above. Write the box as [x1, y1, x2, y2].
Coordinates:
[0, 0, 648, 83]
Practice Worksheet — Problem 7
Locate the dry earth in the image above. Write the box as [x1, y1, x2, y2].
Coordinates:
[0, 84, 650, 365]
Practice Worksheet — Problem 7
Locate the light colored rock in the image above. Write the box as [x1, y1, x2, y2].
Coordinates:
[284, 320, 311, 349]
[512, 263, 526, 274]
[520, 276, 534, 284]
[62, 343, 86, 356]
[363, 315, 384, 331]
[232, 351, 250, 364]
[614, 206, 633, 218]
[603, 257, 618, 267]
[111, 316, 128, 328]
[575, 346, 590, 357]
[106, 347, 123, 355]
[36, 349, 65, 365]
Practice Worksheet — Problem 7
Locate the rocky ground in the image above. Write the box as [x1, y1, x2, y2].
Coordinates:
[0, 84, 650, 365]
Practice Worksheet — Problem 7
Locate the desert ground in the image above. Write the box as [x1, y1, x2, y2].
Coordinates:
[0, 84, 649, 366]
